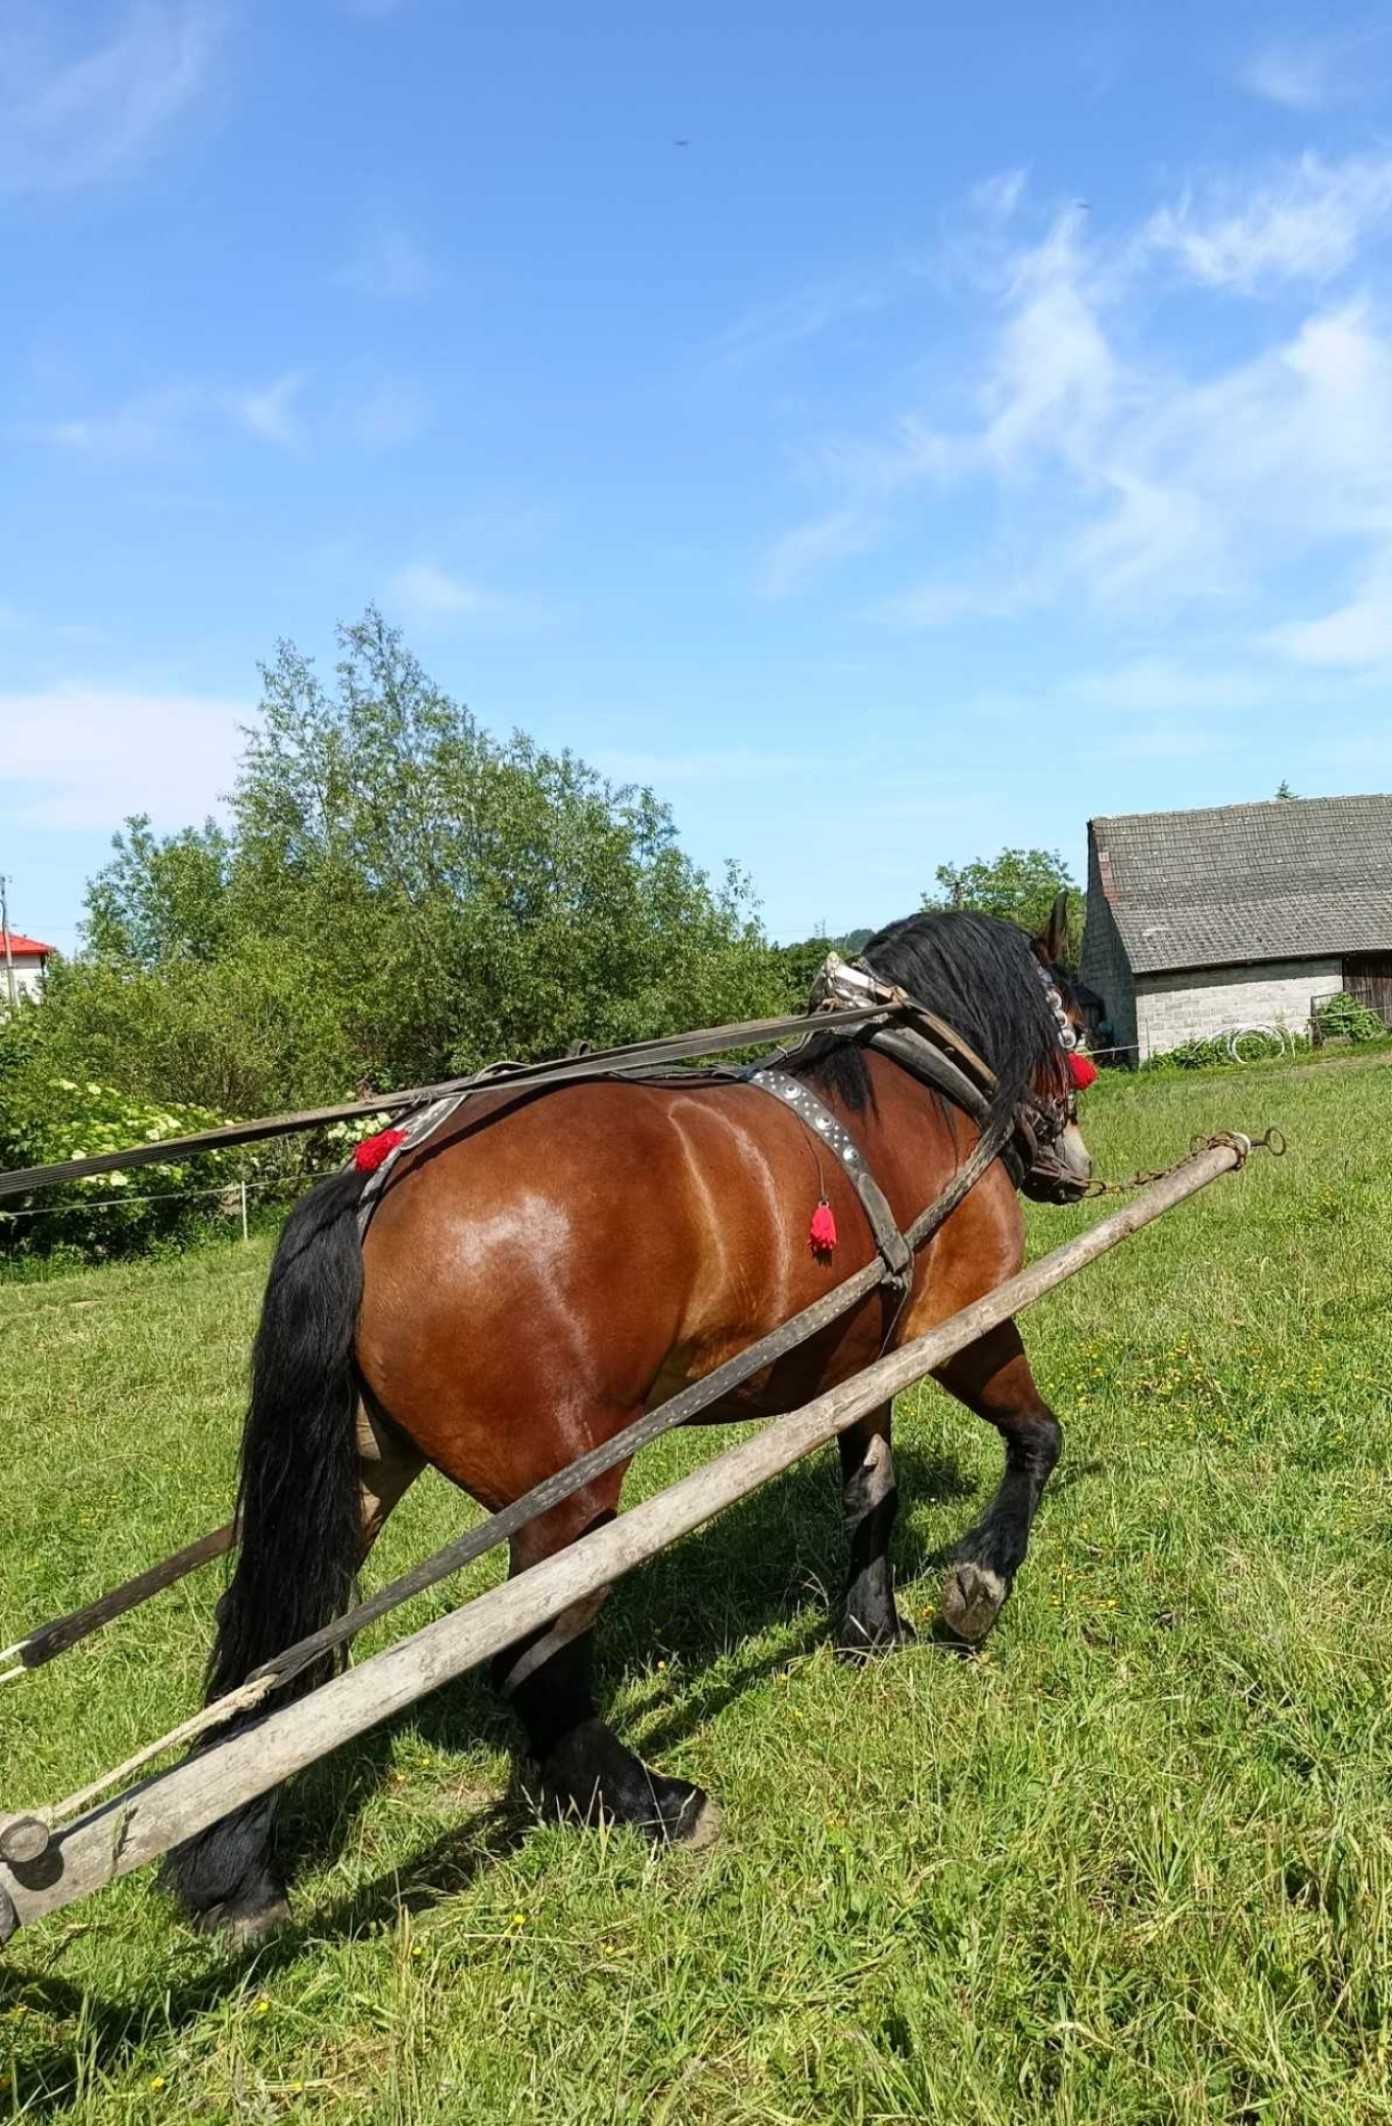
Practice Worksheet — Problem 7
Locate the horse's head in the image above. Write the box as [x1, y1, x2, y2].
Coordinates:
[1023, 891, 1096, 1204]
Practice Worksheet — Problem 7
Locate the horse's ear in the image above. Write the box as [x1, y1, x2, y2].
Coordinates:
[1034, 888, 1072, 966]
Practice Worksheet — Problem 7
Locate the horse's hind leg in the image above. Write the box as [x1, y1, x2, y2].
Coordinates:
[170, 1405, 424, 1943]
[836, 1402, 913, 1659]
[933, 1321, 1061, 1644]
[355, 1397, 427, 1551]
[492, 1463, 718, 1848]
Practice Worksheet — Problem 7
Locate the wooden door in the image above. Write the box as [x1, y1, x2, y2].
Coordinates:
[1344, 954, 1392, 1025]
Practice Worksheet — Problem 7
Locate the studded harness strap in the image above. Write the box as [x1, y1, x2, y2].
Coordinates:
[746, 1069, 914, 1289]
[353, 954, 1083, 1265]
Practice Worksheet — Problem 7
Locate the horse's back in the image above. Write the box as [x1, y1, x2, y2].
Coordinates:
[352, 1078, 819, 1494]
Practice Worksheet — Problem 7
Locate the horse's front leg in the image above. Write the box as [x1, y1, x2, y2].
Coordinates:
[492, 1462, 718, 1847]
[836, 1402, 913, 1659]
[933, 1320, 1061, 1644]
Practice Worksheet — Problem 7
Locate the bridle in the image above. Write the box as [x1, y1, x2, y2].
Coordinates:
[810, 951, 1094, 1205]
[1021, 962, 1097, 1202]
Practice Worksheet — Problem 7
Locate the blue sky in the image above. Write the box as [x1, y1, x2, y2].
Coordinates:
[5, 1, 1392, 951]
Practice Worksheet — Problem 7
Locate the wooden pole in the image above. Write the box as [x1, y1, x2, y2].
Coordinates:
[0, 1139, 1250, 1944]
[0, 1002, 888, 1202]
[0, 879, 17, 1014]
[0, 1523, 237, 1680]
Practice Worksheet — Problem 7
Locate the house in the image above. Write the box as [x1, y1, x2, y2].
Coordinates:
[1, 931, 55, 1006]
[1080, 794, 1392, 1061]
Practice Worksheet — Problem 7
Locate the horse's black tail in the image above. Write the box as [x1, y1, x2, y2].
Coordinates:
[162, 1167, 369, 1928]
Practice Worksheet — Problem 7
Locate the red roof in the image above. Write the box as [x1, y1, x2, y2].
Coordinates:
[1, 933, 54, 958]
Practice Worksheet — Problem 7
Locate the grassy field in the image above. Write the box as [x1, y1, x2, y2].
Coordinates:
[2, 1055, 1390, 2123]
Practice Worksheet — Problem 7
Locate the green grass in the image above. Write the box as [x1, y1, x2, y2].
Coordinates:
[2, 1055, 1391, 2123]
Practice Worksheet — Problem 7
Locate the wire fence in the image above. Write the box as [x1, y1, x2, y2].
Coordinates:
[0, 1166, 339, 1230]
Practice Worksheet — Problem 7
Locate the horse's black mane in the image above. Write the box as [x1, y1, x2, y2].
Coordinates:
[786, 910, 1071, 1120]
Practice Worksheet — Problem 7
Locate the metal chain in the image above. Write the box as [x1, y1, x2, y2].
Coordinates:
[1083, 1127, 1286, 1198]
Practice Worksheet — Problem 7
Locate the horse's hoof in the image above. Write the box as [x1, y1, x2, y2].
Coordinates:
[190, 1894, 292, 1946]
[676, 1794, 722, 1852]
[835, 1612, 916, 1664]
[940, 1562, 1007, 1643]
[644, 1774, 716, 1848]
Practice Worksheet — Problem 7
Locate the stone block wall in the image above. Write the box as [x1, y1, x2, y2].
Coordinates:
[1079, 826, 1138, 1059]
[1133, 957, 1341, 1058]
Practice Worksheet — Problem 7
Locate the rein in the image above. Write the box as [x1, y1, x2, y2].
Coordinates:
[0, 1002, 895, 1203]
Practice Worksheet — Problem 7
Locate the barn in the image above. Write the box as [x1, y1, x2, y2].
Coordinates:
[1080, 794, 1392, 1062]
[1, 931, 54, 1007]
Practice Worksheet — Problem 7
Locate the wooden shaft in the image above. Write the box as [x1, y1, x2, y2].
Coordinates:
[8, 1524, 237, 1673]
[0, 1003, 885, 1201]
[0, 1140, 1247, 1942]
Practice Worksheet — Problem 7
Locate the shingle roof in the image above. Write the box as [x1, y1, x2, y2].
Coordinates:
[1089, 793, 1392, 975]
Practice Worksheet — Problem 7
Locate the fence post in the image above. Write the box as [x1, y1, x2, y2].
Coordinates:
[239, 1180, 249, 1244]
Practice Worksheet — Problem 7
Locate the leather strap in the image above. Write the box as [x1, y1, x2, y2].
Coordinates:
[747, 1068, 913, 1287]
[866, 1024, 991, 1124]
[355, 1091, 470, 1235]
[867, 1024, 1033, 1189]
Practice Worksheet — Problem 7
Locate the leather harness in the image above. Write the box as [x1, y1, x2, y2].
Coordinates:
[356, 952, 1085, 1285]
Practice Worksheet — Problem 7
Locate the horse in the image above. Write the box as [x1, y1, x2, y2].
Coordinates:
[164, 901, 1095, 1940]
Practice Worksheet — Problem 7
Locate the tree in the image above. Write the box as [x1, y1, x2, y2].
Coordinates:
[84, 816, 233, 963]
[924, 847, 1082, 956]
[772, 928, 875, 1008]
[34, 612, 784, 1115]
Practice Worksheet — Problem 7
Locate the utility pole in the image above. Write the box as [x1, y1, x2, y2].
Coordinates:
[0, 876, 16, 1011]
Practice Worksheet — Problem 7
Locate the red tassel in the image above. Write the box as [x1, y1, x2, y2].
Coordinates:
[809, 1198, 837, 1255]
[1067, 1051, 1098, 1093]
[354, 1126, 407, 1173]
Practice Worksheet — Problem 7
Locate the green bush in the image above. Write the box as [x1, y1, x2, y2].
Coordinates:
[1, 611, 801, 1260]
[1316, 991, 1387, 1045]
[1141, 1036, 1233, 1073]
[34, 612, 787, 1124]
[0, 1040, 238, 1260]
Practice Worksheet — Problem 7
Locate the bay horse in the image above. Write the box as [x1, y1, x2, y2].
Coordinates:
[166, 903, 1094, 1939]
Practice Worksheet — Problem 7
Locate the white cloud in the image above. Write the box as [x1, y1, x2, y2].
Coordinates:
[1146, 153, 1392, 291]
[336, 216, 440, 300]
[233, 371, 308, 449]
[21, 364, 430, 458]
[389, 563, 531, 625]
[1072, 474, 1232, 609]
[21, 384, 201, 458]
[756, 152, 1392, 678]
[1242, 41, 1337, 111]
[0, 2, 222, 196]
[872, 575, 1041, 629]
[341, 372, 429, 449]
[1239, 33, 1381, 112]
[984, 212, 1115, 467]
[710, 274, 891, 371]
[1264, 564, 1392, 668]
[0, 684, 246, 829]
[757, 508, 880, 598]
[969, 168, 1028, 223]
